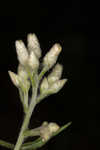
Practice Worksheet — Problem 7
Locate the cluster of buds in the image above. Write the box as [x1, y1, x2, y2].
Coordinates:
[40, 63, 67, 96]
[8, 33, 67, 110]
[8, 34, 41, 91]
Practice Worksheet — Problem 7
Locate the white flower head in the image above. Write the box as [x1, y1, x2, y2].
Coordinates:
[28, 51, 39, 70]
[40, 77, 49, 93]
[48, 122, 60, 133]
[8, 69, 30, 90]
[17, 64, 28, 80]
[49, 79, 67, 94]
[48, 63, 63, 84]
[8, 71, 20, 87]
[43, 43, 62, 70]
[40, 122, 60, 142]
[27, 33, 41, 58]
[15, 40, 29, 65]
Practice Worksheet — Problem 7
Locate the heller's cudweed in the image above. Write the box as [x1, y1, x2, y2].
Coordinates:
[0, 33, 72, 150]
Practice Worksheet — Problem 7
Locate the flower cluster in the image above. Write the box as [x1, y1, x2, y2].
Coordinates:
[7, 33, 68, 149]
[8, 33, 67, 110]
[0, 33, 71, 150]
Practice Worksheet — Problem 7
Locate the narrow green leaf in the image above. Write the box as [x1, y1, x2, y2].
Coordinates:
[51, 121, 72, 138]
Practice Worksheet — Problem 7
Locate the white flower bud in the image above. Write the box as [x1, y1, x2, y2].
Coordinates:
[48, 63, 63, 84]
[40, 127, 51, 142]
[17, 64, 28, 80]
[40, 122, 59, 142]
[27, 33, 41, 58]
[28, 51, 39, 70]
[42, 121, 48, 126]
[43, 43, 62, 69]
[8, 71, 20, 87]
[40, 77, 49, 93]
[8, 70, 30, 90]
[49, 79, 67, 94]
[48, 123, 60, 133]
[17, 64, 30, 90]
[15, 40, 29, 65]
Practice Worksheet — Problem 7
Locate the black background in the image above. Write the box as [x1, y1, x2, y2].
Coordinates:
[0, 0, 99, 150]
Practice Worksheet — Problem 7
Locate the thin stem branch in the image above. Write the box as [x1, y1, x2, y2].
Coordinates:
[24, 91, 28, 110]
[24, 129, 40, 138]
[38, 67, 48, 81]
[14, 75, 38, 150]
[36, 93, 48, 104]
[19, 89, 28, 114]
[0, 140, 14, 149]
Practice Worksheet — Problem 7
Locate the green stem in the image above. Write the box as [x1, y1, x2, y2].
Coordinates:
[24, 91, 28, 110]
[38, 67, 48, 81]
[21, 138, 42, 150]
[36, 93, 48, 104]
[14, 76, 38, 150]
[24, 129, 40, 138]
[19, 89, 28, 114]
[0, 140, 14, 149]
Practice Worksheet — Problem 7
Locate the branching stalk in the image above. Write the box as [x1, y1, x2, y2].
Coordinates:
[14, 76, 38, 150]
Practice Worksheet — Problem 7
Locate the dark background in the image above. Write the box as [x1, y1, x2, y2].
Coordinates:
[0, 0, 99, 150]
